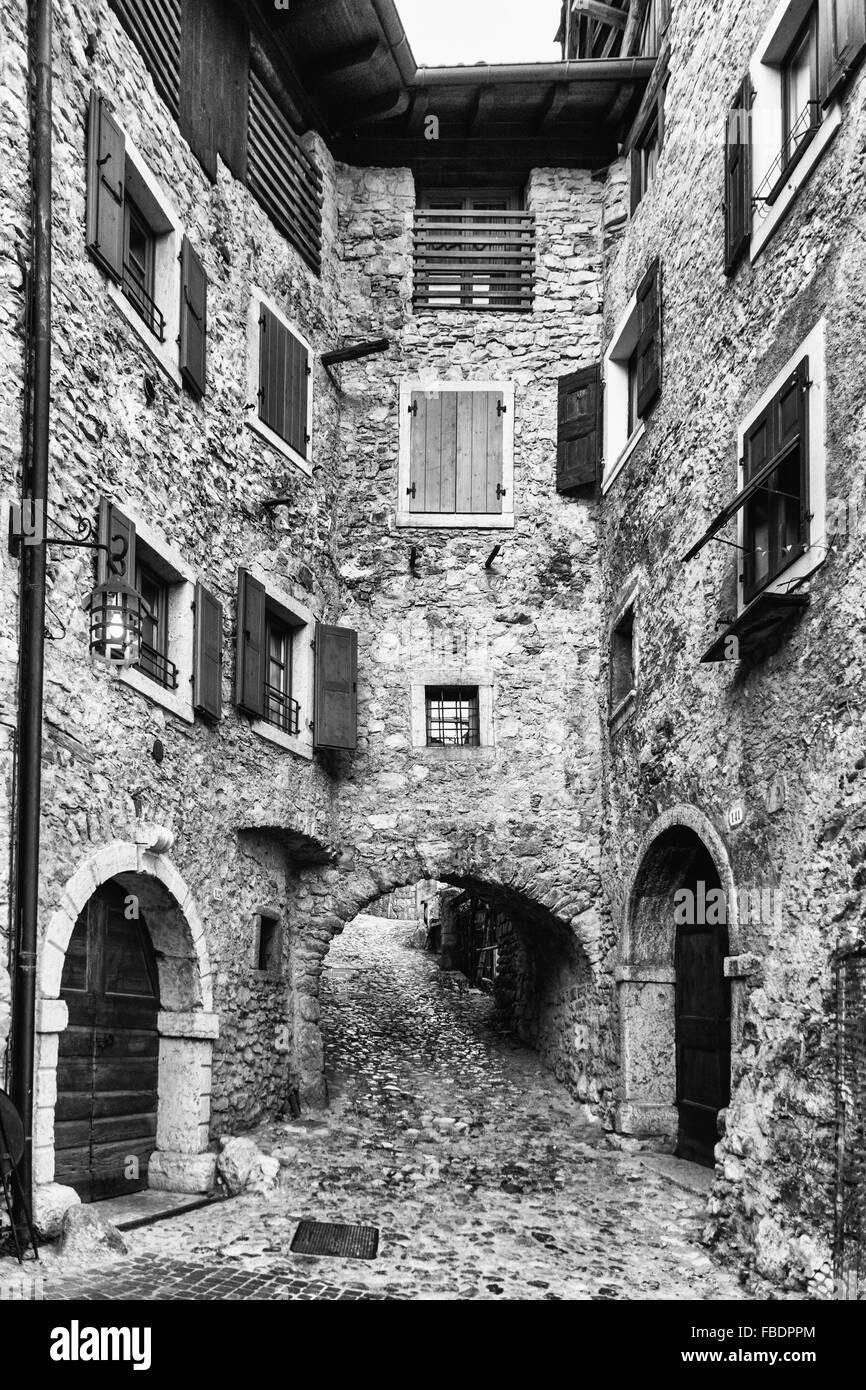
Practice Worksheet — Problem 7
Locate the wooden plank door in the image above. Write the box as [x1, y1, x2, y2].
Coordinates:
[56, 881, 160, 1201]
[675, 917, 731, 1167]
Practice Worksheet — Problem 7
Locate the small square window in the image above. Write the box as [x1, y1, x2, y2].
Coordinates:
[610, 607, 635, 712]
[425, 686, 480, 747]
[256, 914, 282, 974]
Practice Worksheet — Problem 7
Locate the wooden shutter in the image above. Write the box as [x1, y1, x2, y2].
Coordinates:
[247, 68, 323, 275]
[630, 148, 643, 216]
[724, 76, 753, 276]
[179, 0, 249, 180]
[636, 259, 662, 418]
[235, 568, 265, 718]
[109, 0, 181, 117]
[258, 305, 310, 457]
[314, 623, 357, 752]
[193, 582, 222, 719]
[557, 366, 602, 493]
[97, 498, 136, 583]
[408, 390, 503, 514]
[86, 92, 125, 283]
[819, 0, 866, 106]
[179, 236, 207, 398]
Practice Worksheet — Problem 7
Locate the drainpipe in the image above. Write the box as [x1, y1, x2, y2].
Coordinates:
[11, 0, 53, 1217]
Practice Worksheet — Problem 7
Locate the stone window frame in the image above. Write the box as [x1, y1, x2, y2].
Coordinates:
[409, 667, 496, 760]
[396, 379, 516, 530]
[735, 317, 827, 613]
[602, 293, 647, 494]
[608, 586, 640, 734]
[114, 507, 195, 725]
[246, 288, 315, 478]
[246, 567, 315, 761]
[104, 121, 184, 390]
[749, 0, 844, 262]
[251, 906, 284, 979]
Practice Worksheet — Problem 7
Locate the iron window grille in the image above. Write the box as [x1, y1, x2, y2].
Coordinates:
[135, 562, 178, 689]
[425, 686, 480, 746]
[264, 684, 300, 736]
[122, 197, 165, 341]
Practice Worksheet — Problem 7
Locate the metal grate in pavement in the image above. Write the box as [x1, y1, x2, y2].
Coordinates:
[290, 1220, 379, 1260]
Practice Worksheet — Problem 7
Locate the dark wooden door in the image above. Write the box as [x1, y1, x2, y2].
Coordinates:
[56, 881, 160, 1201]
[675, 917, 731, 1167]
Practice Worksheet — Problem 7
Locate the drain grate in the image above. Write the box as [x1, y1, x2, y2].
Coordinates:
[290, 1220, 379, 1260]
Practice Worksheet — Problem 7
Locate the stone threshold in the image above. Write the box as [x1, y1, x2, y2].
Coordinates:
[639, 1153, 715, 1197]
[91, 1190, 224, 1232]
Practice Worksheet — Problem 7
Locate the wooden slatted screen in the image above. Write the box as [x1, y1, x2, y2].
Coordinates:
[414, 209, 535, 312]
[247, 70, 323, 275]
[110, 0, 181, 117]
[409, 391, 504, 514]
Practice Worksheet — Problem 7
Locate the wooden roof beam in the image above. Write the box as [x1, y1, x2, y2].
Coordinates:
[622, 0, 651, 57]
[308, 38, 384, 82]
[534, 84, 569, 132]
[465, 86, 497, 135]
[572, 0, 628, 29]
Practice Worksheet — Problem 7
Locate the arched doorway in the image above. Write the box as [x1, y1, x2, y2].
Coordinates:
[618, 817, 734, 1167]
[56, 880, 160, 1200]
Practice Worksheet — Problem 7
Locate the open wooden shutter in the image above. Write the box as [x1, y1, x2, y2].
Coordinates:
[724, 76, 753, 276]
[179, 236, 207, 398]
[86, 92, 125, 283]
[179, 0, 249, 180]
[314, 623, 357, 751]
[819, 0, 866, 106]
[235, 568, 265, 718]
[193, 582, 222, 718]
[97, 498, 136, 583]
[557, 366, 602, 493]
[109, 0, 181, 117]
[409, 390, 503, 514]
[636, 259, 662, 419]
[258, 305, 310, 456]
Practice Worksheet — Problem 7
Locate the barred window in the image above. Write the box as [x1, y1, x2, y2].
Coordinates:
[425, 686, 480, 747]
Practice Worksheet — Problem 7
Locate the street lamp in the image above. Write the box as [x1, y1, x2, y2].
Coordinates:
[84, 575, 149, 668]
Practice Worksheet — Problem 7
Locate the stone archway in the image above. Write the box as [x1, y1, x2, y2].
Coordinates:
[615, 806, 741, 1150]
[34, 835, 218, 1224]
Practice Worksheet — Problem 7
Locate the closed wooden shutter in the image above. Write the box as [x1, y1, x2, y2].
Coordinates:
[408, 390, 503, 514]
[314, 623, 357, 751]
[97, 498, 136, 583]
[180, 0, 249, 180]
[193, 582, 222, 718]
[258, 305, 310, 457]
[109, 0, 181, 117]
[557, 366, 602, 493]
[724, 76, 753, 276]
[86, 92, 125, 283]
[636, 259, 662, 418]
[179, 236, 207, 397]
[235, 568, 266, 718]
[247, 69, 323, 275]
[819, 0, 866, 105]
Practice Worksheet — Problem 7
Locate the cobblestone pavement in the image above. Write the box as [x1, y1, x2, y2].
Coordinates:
[35, 916, 756, 1301]
[43, 1256, 386, 1301]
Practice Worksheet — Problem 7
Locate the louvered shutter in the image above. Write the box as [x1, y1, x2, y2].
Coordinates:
[636, 260, 662, 418]
[235, 569, 266, 718]
[179, 236, 207, 398]
[314, 623, 357, 751]
[247, 69, 323, 274]
[193, 582, 222, 718]
[819, 0, 866, 105]
[86, 92, 125, 283]
[258, 305, 310, 457]
[724, 76, 753, 276]
[557, 366, 602, 493]
[109, 0, 181, 117]
[97, 498, 136, 583]
[409, 390, 503, 514]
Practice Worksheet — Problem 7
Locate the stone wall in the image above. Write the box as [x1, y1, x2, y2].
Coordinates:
[599, 0, 866, 1293]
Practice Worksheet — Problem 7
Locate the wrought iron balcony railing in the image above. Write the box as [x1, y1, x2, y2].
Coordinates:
[137, 642, 178, 690]
[264, 685, 300, 736]
[122, 265, 166, 342]
[413, 209, 535, 313]
[754, 102, 822, 210]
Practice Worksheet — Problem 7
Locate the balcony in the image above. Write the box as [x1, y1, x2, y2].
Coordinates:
[413, 209, 535, 313]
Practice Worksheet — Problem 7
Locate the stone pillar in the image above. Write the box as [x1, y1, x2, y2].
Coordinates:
[615, 963, 678, 1140]
[32, 998, 80, 1233]
[148, 1010, 219, 1193]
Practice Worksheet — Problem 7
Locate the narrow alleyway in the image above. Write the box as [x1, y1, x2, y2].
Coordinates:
[30, 913, 757, 1301]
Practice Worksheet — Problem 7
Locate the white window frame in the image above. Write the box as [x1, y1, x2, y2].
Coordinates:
[246, 288, 314, 477]
[105, 124, 183, 389]
[749, 0, 843, 262]
[735, 318, 827, 613]
[410, 668, 496, 759]
[397, 380, 515, 530]
[111, 508, 195, 723]
[608, 588, 640, 732]
[245, 565, 315, 759]
[601, 292, 647, 494]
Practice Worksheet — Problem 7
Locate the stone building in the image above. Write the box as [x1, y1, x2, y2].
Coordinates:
[1, 0, 864, 1296]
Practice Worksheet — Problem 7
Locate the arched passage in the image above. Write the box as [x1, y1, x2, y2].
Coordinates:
[617, 810, 738, 1165]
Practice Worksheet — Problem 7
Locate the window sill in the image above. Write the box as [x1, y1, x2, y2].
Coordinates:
[608, 689, 636, 734]
[601, 423, 647, 496]
[416, 744, 495, 761]
[247, 413, 313, 478]
[396, 510, 514, 530]
[750, 104, 842, 263]
[115, 664, 193, 724]
[107, 280, 182, 390]
[250, 716, 313, 760]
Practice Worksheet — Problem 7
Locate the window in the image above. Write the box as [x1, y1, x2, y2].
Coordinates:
[630, 77, 668, 215]
[247, 290, 313, 474]
[413, 190, 535, 313]
[265, 612, 299, 736]
[135, 558, 177, 690]
[254, 913, 282, 976]
[610, 606, 636, 716]
[602, 261, 663, 493]
[425, 687, 480, 747]
[781, 7, 820, 180]
[397, 381, 515, 529]
[235, 569, 320, 757]
[123, 197, 163, 339]
[741, 366, 809, 602]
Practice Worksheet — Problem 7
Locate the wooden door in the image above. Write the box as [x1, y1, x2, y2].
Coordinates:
[675, 916, 731, 1167]
[56, 881, 160, 1201]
